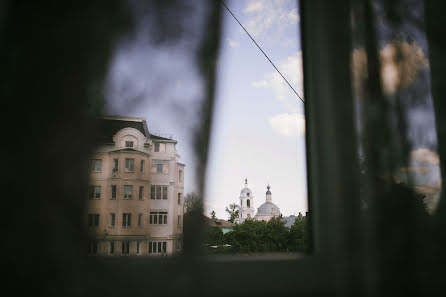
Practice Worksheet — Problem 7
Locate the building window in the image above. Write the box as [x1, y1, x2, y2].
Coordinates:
[140, 160, 145, 172]
[125, 141, 133, 148]
[109, 241, 115, 255]
[177, 238, 183, 251]
[111, 185, 117, 200]
[122, 213, 131, 227]
[156, 186, 161, 200]
[151, 185, 167, 200]
[88, 186, 101, 199]
[179, 170, 183, 181]
[178, 215, 181, 227]
[154, 142, 165, 152]
[121, 241, 129, 255]
[151, 161, 168, 174]
[247, 199, 250, 208]
[149, 241, 167, 254]
[178, 193, 181, 205]
[90, 159, 102, 172]
[113, 158, 118, 172]
[124, 185, 133, 199]
[125, 158, 134, 172]
[138, 213, 143, 227]
[149, 212, 167, 225]
[88, 241, 98, 255]
[163, 186, 168, 200]
[139, 186, 144, 200]
[137, 241, 141, 254]
[88, 214, 99, 227]
[110, 213, 115, 227]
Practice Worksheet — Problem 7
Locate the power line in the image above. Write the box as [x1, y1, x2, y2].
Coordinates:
[219, 0, 304, 104]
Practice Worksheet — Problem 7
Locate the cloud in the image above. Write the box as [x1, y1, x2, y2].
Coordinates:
[226, 38, 237, 47]
[251, 80, 268, 87]
[410, 148, 440, 165]
[265, 52, 303, 101]
[252, 52, 303, 112]
[269, 113, 305, 136]
[352, 41, 429, 95]
[243, 0, 300, 37]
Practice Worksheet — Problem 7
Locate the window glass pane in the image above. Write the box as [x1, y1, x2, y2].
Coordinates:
[164, 214, 167, 225]
[158, 242, 161, 252]
[111, 185, 116, 199]
[155, 142, 160, 152]
[162, 186, 168, 199]
[140, 160, 145, 172]
[163, 242, 166, 253]
[156, 186, 161, 199]
[139, 186, 143, 199]
[153, 214, 158, 224]
[156, 163, 163, 173]
[150, 186, 155, 200]
[149, 242, 152, 253]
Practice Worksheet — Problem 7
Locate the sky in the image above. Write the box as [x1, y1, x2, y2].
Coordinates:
[105, 0, 308, 219]
[206, 0, 307, 219]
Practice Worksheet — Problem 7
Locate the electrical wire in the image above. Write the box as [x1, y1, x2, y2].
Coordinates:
[219, 0, 305, 104]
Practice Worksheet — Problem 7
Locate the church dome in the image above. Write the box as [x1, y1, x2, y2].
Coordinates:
[256, 202, 280, 216]
[240, 187, 252, 196]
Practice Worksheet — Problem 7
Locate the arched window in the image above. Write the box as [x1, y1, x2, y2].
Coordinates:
[247, 199, 250, 208]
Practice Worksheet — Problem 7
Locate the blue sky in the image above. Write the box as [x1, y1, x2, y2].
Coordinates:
[105, 0, 308, 219]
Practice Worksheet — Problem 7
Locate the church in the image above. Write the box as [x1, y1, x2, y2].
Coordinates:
[234, 178, 281, 224]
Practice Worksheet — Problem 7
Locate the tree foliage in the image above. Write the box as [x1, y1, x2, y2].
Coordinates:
[183, 192, 201, 213]
[222, 217, 307, 253]
[225, 203, 239, 223]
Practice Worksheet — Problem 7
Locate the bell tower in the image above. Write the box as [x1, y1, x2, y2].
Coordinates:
[235, 178, 255, 223]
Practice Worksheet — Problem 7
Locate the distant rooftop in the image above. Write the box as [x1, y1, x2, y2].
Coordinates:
[96, 116, 175, 143]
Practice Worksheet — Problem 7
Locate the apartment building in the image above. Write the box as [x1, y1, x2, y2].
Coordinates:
[87, 116, 184, 256]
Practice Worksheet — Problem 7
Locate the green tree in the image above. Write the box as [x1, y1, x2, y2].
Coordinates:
[210, 210, 216, 220]
[225, 203, 239, 223]
[183, 192, 201, 213]
[204, 226, 224, 246]
[287, 216, 307, 252]
[224, 218, 289, 253]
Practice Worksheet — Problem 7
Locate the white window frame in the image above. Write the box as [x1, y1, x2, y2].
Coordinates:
[88, 185, 101, 200]
[90, 159, 102, 172]
[123, 185, 133, 199]
[149, 212, 167, 225]
[151, 160, 168, 174]
[138, 213, 143, 227]
[88, 214, 99, 227]
[140, 159, 145, 173]
[125, 158, 134, 172]
[154, 142, 166, 152]
[109, 213, 115, 227]
[122, 213, 131, 227]
[139, 186, 144, 200]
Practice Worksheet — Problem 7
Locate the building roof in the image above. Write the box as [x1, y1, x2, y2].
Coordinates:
[150, 134, 173, 141]
[206, 216, 235, 228]
[255, 202, 281, 216]
[97, 116, 149, 143]
[240, 187, 253, 196]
